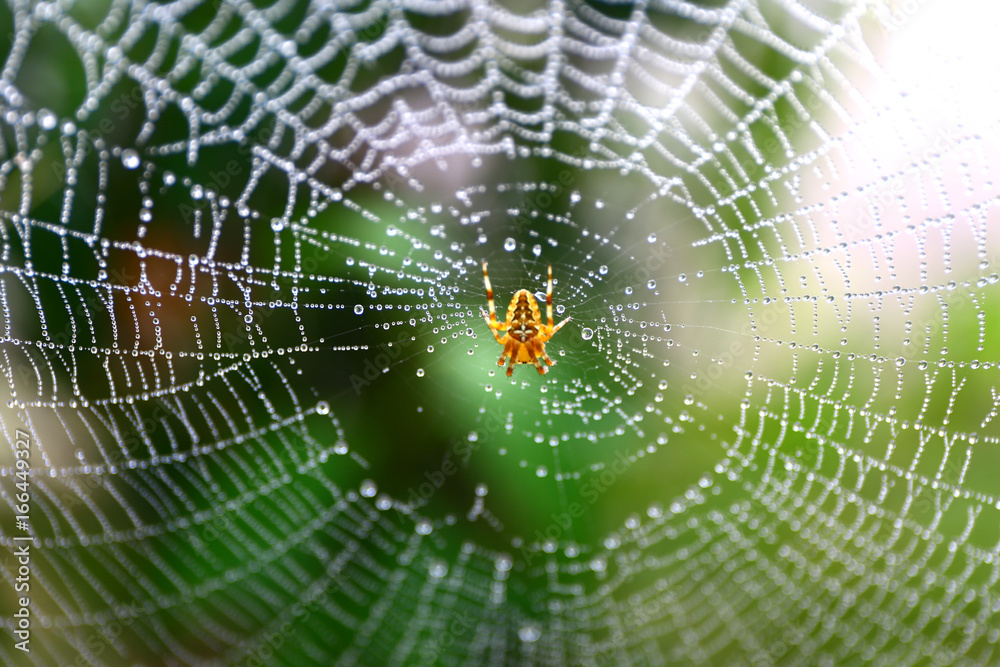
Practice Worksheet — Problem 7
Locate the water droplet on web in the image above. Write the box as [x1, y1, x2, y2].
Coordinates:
[38, 110, 56, 130]
[334, 441, 348, 455]
[504, 238, 516, 251]
[475, 484, 488, 496]
[316, 401, 329, 415]
[599, 265, 608, 275]
[647, 280, 656, 289]
[532, 244, 542, 257]
[647, 233, 657, 243]
[416, 520, 432, 535]
[581, 328, 594, 340]
[416, 369, 424, 377]
[360, 480, 377, 497]
[536, 466, 547, 477]
[624, 286, 632, 295]
[518, 625, 541, 642]
[121, 149, 140, 169]
[678, 274, 686, 283]
[429, 560, 448, 579]
[354, 305, 364, 315]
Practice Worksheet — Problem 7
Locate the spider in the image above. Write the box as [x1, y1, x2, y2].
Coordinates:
[480, 261, 572, 376]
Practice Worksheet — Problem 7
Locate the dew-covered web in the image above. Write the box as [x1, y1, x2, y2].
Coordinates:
[2, 0, 1000, 664]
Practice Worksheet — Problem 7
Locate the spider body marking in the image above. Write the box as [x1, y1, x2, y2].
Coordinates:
[480, 261, 572, 376]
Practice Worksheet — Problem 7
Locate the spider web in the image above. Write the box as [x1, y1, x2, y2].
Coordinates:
[1, 0, 1000, 664]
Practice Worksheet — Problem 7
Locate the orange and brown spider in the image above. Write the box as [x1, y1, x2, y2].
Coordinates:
[480, 261, 572, 376]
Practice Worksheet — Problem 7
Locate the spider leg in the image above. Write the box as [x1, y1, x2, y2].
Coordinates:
[483, 261, 502, 327]
[546, 264, 554, 330]
[537, 343, 555, 367]
[498, 339, 513, 369]
[480, 306, 505, 344]
[526, 344, 546, 375]
[505, 341, 518, 376]
[551, 316, 572, 335]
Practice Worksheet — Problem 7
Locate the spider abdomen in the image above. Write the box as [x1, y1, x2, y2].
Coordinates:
[507, 290, 541, 342]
